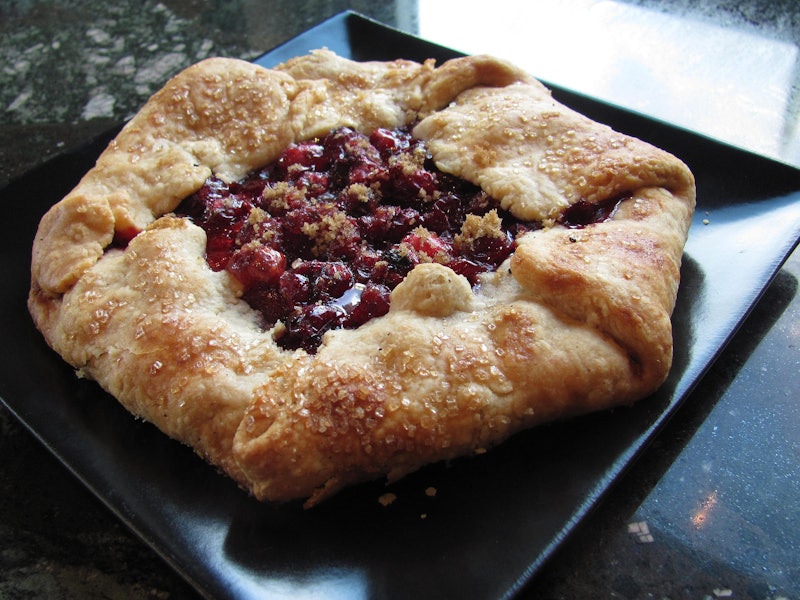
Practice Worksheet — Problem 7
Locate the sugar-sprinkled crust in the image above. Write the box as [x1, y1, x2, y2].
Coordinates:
[28, 50, 695, 506]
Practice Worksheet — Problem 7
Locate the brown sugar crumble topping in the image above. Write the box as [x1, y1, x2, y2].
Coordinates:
[174, 126, 620, 353]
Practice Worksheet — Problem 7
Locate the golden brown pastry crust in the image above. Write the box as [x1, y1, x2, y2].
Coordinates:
[28, 50, 695, 506]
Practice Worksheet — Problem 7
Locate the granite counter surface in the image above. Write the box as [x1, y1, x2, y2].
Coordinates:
[2, 1, 799, 599]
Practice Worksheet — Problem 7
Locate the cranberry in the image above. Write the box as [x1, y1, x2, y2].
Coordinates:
[279, 205, 321, 258]
[324, 216, 362, 261]
[324, 128, 379, 162]
[227, 246, 286, 288]
[347, 159, 385, 188]
[280, 304, 348, 352]
[314, 262, 354, 300]
[370, 127, 411, 157]
[336, 181, 378, 216]
[420, 193, 463, 234]
[350, 248, 384, 283]
[381, 247, 417, 286]
[243, 286, 284, 326]
[359, 206, 419, 244]
[384, 163, 437, 204]
[457, 232, 515, 268]
[278, 270, 312, 305]
[346, 283, 391, 327]
[277, 142, 328, 174]
[401, 231, 452, 261]
[195, 175, 230, 204]
[203, 196, 252, 236]
[323, 128, 381, 187]
[229, 177, 268, 201]
[293, 171, 331, 198]
[205, 228, 240, 271]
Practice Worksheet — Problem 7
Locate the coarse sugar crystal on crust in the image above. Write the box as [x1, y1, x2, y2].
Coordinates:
[28, 49, 695, 506]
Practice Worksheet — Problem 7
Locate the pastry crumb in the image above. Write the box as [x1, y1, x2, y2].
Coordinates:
[424, 486, 437, 497]
[627, 520, 654, 543]
[378, 492, 397, 506]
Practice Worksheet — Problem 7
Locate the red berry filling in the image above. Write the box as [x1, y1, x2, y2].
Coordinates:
[174, 126, 618, 352]
[559, 195, 625, 228]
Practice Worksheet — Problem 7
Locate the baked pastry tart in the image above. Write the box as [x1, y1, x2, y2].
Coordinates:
[29, 50, 695, 506]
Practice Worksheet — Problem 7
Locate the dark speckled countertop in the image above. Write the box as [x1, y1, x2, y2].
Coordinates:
[2, 1, 799, 599]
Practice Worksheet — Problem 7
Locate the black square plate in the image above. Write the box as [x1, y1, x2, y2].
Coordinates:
[2, 11, 800, 600]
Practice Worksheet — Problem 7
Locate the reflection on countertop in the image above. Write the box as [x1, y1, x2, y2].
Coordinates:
[419, 0, 800, 169]
[1, 1, 798, 599]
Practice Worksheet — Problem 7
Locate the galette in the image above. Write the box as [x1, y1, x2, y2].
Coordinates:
[29, 49, 695, 506]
